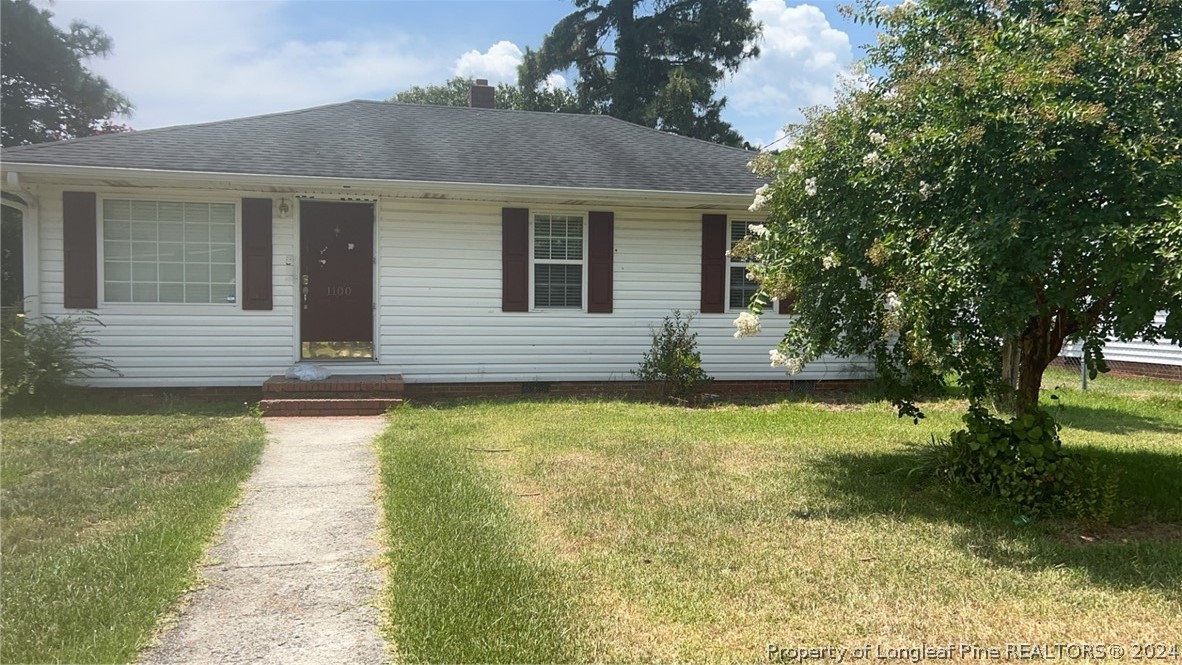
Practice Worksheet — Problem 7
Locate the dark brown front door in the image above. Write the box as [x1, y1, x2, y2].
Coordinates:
[300, 201, 374, 359]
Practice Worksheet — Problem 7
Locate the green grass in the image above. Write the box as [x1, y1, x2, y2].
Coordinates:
[0, 398, 266, 664]
[1041, 368, 1182, 521]
[377, 372, 1181, 662]
[378, 425, 583, 663]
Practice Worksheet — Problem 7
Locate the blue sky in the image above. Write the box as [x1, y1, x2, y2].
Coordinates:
[50, 0, 879, 147]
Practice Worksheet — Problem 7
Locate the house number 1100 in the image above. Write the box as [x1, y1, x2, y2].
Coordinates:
[327, 286, 352, 296]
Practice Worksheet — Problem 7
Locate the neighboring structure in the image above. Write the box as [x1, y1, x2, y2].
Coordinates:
[1060, 312, 1182, 381]
[1, 84, 870, 393]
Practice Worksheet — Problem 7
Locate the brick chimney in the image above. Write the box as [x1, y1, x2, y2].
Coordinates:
[469, 79, 495, 109]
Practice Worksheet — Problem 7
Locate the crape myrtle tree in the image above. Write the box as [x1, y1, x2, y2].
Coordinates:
[736, 0, 1182, 417]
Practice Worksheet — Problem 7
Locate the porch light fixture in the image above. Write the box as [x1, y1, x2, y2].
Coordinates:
[276, 198, 292, 218]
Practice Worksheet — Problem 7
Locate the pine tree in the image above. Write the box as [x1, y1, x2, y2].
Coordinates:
[518, 0, 760, 146]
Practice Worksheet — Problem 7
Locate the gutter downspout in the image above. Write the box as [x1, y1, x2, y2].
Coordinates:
[5, 172, 42, 319]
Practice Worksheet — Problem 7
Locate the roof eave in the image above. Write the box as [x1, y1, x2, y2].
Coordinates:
[0, 162, 758, 210]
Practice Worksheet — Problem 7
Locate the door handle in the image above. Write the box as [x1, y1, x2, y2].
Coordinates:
[301, 274, 309, 308]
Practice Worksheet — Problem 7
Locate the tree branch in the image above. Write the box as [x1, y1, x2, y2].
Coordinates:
[573, 51, 617, 62]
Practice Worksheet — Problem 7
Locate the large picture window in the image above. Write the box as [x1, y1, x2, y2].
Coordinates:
[533, 213, 584, 308]
[729, 220, 759, 310]
[103, 199, 236, 304]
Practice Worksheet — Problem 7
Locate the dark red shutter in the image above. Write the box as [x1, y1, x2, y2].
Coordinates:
[502, 207, 529, 312]
[700, 214, 727, 313]
[241, 198, 273, 310]
[587, 211, 614, 313]
[62, 191, 97, 309]
[778, 292, 797, 315]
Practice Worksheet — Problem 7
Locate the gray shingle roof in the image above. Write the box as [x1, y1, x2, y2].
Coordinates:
[1, 100, 765, 195]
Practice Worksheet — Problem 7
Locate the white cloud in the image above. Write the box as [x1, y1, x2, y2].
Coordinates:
[768, 126, 793, 149]
[722, 0, 854, 147]
[49, 1, 453, 129]
[454, 40, 524, 84]
[544, 73, 568, 91]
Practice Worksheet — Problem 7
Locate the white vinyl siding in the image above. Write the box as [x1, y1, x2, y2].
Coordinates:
[37, 186, 295, 387]
[532, 213, 584, 309]
[34, 182, 870, 387]
[1061, 312, 1181, 367]
[102, 199, 237, 304]
[375, 201, 868, 384]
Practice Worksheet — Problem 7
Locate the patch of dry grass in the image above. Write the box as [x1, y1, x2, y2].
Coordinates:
[381, 373, 1181, 662]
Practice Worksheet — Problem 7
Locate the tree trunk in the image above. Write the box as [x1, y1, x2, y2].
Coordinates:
[610, 0, 641, 124]
[996, 339, 1021, 413]
[1015, 345, 1048, 416]
[1013, 314, 1068, 416]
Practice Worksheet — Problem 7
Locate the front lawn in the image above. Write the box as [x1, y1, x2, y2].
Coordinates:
[0, 400, 266, 664]
[378, 372, 1181, 662]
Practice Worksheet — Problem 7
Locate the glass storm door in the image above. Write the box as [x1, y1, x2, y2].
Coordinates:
[300, 200, 374, 359]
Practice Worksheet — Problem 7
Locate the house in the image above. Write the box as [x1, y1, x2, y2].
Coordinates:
[1059, 313, 1182, 382]
[0, 81, 870, 397]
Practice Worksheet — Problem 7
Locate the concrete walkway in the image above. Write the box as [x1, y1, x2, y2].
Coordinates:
[141, 417, 390, 665]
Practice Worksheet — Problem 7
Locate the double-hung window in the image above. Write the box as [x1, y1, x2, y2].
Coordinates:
[102, 199, 237, 304]
[728, 220, 759, 310]
[533, 213, 584, 308]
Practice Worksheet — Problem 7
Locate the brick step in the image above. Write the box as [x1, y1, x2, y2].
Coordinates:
[261, 391, 401, 400]
[262, 374, 405, 398]
[260, 398, 403, 417]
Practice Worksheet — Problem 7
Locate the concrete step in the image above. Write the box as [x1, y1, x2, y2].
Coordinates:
[260, 398, 403, 417]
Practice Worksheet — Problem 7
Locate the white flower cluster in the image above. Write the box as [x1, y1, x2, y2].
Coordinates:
[919, 180, 935, 200]
[747, 223, 770, 238]
[733, 311, 761, 339]
[746, 152, 777, 178]
[770, 349, 805, 375]
[868, 130, 886, 145]
[804, 177, 818, 197]
[877, 0, 917, 19]
[787, 161, 802, 174]
[863, 151, 881, 168]
[748, 184, 770, 212]
[886, 291, 901, 312]
[822, 252, 840, 269]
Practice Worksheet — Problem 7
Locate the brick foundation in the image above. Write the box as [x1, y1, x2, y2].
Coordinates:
[1050, 358, 1182, 382]
[82, 386, 263, 404]
[1106, 360, 1182, 381]
[403, 378, 869, 402]
[81, 377, 872, 410]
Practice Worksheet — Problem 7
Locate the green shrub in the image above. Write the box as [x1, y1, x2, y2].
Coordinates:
[1, 313, 119, 403]
[632, 310, 712, 401]
[915, 405, 1116, 522]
